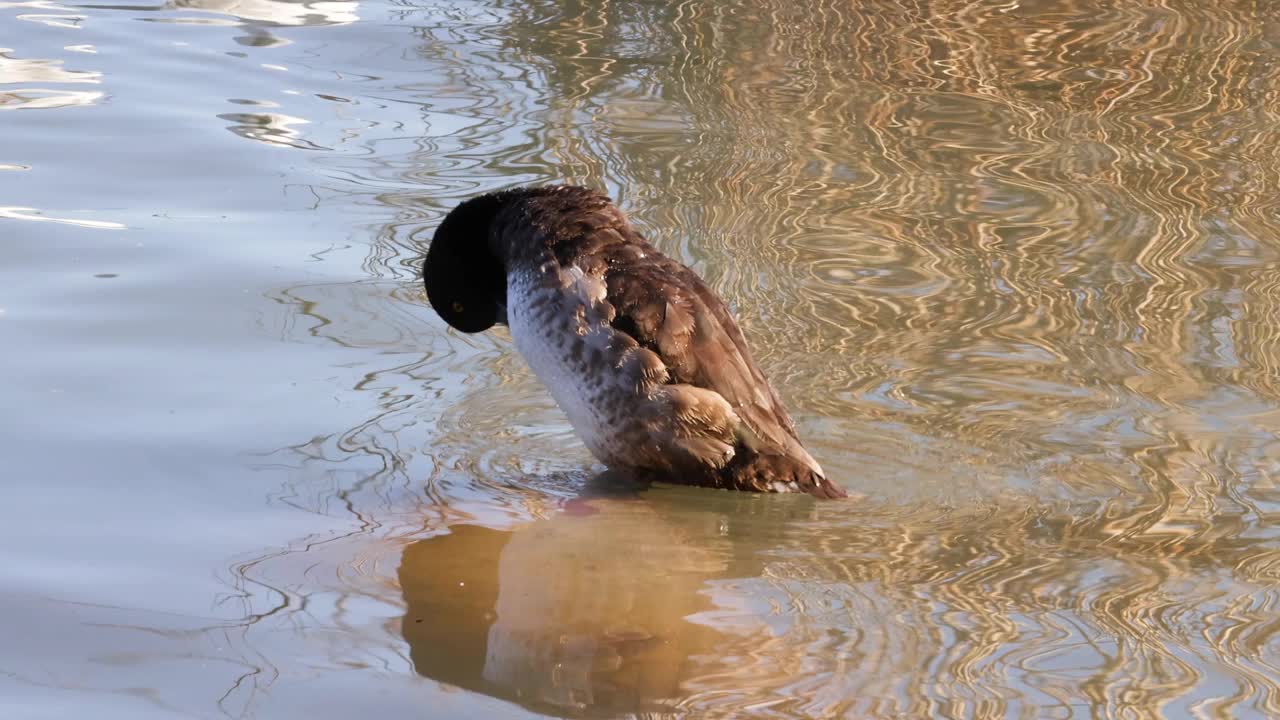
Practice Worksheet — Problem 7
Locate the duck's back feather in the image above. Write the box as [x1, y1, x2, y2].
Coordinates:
[494, 186, 844, 498]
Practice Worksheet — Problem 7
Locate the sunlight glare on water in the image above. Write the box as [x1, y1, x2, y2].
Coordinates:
[1, 0, 1278, 718]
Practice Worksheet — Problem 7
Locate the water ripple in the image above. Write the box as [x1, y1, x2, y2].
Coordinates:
[191, 0, 1280, 715]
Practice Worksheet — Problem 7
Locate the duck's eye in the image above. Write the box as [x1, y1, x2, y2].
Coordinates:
[452, 301, 465, 314]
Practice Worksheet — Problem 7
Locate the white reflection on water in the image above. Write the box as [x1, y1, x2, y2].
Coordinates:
[0, 88, 101, 108]
[170, 0, 358, 26]
[0, 206, 124, 228]
[218, 111, 326, 150]
[0, 45, 102, 109]
[0, 48, 99, 84]
[15, 12, 84, 28]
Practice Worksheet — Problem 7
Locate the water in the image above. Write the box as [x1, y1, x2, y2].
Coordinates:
[2, 0, 1278, 717]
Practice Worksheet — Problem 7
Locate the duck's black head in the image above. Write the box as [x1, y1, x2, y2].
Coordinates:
[425, 185, 609, 332]
[424, 191, 510, 333]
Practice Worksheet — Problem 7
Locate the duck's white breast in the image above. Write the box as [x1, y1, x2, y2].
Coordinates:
[506, 265, 629, 464]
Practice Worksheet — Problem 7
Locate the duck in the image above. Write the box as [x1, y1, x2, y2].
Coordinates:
[423, 184, 846, 499]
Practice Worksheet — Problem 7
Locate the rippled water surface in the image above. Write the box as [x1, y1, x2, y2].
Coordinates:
[3, 0, 1279, 717]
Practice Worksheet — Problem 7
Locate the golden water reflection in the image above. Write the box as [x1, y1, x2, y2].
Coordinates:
[394, 485, 1280, 718]
[400, 488, 728, 717]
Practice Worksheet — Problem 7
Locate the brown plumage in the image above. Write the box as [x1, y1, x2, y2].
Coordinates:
[424, 184, 846, 499]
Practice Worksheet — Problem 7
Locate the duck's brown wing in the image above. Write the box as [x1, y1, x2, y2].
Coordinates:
[599, 243, 820, 477]
[488, 185, 844, 497]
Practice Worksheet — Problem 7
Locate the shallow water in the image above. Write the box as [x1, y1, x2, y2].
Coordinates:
[2, 0, 1279, 717]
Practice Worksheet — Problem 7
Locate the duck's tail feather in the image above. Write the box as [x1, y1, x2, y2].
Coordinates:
[802, 471, 849, 499]
[714, 447, 848, 499]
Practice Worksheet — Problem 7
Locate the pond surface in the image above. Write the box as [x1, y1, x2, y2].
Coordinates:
[2, 0, 1279, 717]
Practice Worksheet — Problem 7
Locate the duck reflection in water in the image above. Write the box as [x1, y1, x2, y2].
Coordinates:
[398, 473, 810, 716]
